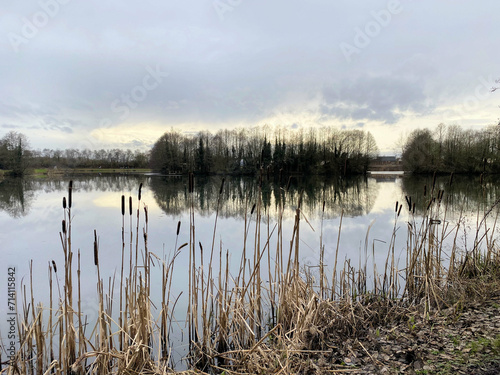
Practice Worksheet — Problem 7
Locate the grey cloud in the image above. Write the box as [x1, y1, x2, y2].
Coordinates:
[124, 140, 152, 149]
[321, 75, 433, 124]
[1, 124, 20, 129]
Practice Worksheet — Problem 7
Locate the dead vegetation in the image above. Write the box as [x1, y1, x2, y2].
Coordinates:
[1, 173, 500, 374]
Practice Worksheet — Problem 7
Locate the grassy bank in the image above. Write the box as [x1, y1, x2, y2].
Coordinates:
[13, 167, 153, 177]
[2, 177, 500, 374]
[69, 168, 152, 174]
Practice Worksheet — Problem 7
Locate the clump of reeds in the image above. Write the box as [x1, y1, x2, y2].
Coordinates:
[4, 173, 500, 375]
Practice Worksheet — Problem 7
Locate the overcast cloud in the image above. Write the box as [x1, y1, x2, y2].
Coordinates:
[1, 0, 498, 152]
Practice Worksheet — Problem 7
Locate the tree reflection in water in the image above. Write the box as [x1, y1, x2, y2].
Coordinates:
[401, 174, 500, 217]
[0, 174, 380, 220]
[5, 173, 498, 223]
[0, 178, 36, 218]
[149, 175, 380, 219]
[0, 175, 149, 218]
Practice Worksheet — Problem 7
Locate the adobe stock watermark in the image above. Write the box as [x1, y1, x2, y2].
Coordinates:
[213, 0, 243, 21]
[340, 0, 403, 63]
[93, 64, 169, 144]
[8, 0, 72, 53]
[440, 75, 497, 126]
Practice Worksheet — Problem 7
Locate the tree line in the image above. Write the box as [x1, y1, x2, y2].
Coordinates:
[402, 124, 500, 174]
[150, 126, 378, 176]
[32, 148, 149, 169]
[2, 126, 380, 177]
[0, 131, 149, 176]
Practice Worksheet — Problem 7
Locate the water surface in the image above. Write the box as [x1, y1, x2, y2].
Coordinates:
[0, 172, 498, 365]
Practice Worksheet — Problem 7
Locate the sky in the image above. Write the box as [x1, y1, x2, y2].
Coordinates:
[1, 0, 499, 154]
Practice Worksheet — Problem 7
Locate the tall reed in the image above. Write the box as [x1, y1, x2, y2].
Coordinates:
[5, 175, 500, 375]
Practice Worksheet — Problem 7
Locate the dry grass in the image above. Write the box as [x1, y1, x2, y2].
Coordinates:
[2, 175, 500, 374]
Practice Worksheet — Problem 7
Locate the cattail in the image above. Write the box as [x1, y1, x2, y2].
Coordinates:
[178, 242, 188, 251]
[138, 183, 143, 201]
[405, 196, 412, 211]
[398, 204, 402, 217]
[129, 196, 132, 216]
[121, 195, 125, 216]
[412, 202, 415, 214]
[176, 221, 181, 236]
[395, 201, 398, 213]
[93, 230, 98, 266]
[51, 260, 57, 273]
[322, 200, 326, 213]
[189, 173, 194, 193]
[426, 199, 433, 211]
[219, 178, 225, 195]
[62, 197, 67, 209]
[250, 203, 256, 215]
[144, 206, 148, 224]
[62, 220, 66, 234]
[68, 180, 73, 208]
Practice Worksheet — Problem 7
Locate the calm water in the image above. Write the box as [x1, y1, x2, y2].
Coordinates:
[0, 172, 498, 365]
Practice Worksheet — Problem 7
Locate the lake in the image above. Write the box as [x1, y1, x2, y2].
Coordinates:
[0, 172, 498, 367]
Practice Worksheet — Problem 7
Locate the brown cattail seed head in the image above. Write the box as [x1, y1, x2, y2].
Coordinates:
[219, 178, 225, 195]
[138, 183, 143, 201]
[129, 196, 132, 216]
[426, 199, 433, 211]
[68, 180, 73, 208]
[93, 230, 98, 266]
[63, 197, 67, 209]
[188, 173, 194, 193]
[121, 195, 125, 216]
